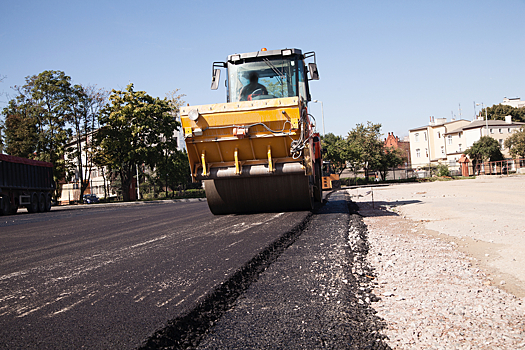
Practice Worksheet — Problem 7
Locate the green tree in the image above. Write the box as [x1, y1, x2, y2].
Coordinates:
[464, 136, 504, 171]
[95, 84, 178, 201]
[482, 104, 525, 123]
[504, 128, 525, 158]
[347, 122, 384, 181]
[2, 71, 73, 199]
[376, 146, 404, 181]
[1, 98, 38, 158]
[321, 133, 348, 176]
[152, 90, 187, 197]
[65, 85, 109, 202]
[156, 150, 191, 197]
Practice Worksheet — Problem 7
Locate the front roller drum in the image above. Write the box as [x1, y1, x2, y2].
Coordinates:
[204, 174, 313, 215]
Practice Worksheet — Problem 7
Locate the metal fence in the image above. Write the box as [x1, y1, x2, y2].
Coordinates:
[390, 158, 525, 179]
[341, 158, 525, 182]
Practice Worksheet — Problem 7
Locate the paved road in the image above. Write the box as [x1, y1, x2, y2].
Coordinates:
[196, 190, 389, 350]
[0, 201, 310, 349]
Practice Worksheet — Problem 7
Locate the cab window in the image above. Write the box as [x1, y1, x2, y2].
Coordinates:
[228, 56, 298, 102]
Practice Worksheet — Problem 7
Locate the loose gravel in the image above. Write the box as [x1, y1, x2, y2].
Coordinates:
[353, 200, 525, 349]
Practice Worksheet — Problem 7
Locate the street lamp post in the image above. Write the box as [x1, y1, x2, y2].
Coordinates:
[476, 102, 489, 136]
[312, 100, 325, 136]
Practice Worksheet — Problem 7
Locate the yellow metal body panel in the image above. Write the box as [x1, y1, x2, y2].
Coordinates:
[322, 174, 340, 190]
[181, 97, 310, 180]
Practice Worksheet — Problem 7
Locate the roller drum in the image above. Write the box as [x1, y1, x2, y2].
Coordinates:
[204, 174, 313, 215]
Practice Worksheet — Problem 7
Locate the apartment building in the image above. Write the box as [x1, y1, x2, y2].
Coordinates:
[502, 97, 525, 109]
[58, 133, 117, 204]
[409, 117, 471, 168]
[445, 116, 525, 159]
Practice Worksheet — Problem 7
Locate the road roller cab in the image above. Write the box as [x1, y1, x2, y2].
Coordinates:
[181, 48, 323, 214]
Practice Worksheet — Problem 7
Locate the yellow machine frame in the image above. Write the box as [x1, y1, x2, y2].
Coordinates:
[181, 97, 313, 181]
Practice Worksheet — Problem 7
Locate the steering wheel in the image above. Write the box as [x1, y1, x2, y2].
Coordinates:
[248, 88, 264, 101]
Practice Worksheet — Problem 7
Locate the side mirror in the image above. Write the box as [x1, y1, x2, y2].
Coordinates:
[211, 69, 221, 90]
[308, 63, 319, 80]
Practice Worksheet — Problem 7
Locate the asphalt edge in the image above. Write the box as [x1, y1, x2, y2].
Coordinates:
[138, 210, 316, 349]
[47, 198, 207, 212]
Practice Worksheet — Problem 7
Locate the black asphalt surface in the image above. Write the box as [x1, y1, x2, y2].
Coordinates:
[196, 191, 389, 350]
[0, 201, 310, 349]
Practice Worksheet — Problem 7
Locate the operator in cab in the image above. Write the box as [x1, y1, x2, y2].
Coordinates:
[239, 72, 268, 101]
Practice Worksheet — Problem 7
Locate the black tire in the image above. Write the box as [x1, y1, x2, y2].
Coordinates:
[44, 193, 52, 212]
[313, 161, 323, 203]
[38, 192, 46, 212]
[0, 196, 11, 216]
[27, 192, 39, 213]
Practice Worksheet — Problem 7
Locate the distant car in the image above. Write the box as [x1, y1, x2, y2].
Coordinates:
[83, 194, 99, 204]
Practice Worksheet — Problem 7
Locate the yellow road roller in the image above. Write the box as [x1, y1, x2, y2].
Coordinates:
[181, 48, 323, 214]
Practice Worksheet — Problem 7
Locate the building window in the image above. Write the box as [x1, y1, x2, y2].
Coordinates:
[441, 146, 445, 156]
[458, 144, 462, 152]
[459, 132, 462, 138]
[509, 128, 512, 133]
[490, 129, 494, 134]
[416, 148, 421, 157]
[415, 133, 419, 142]
[499, 128, 502, 133]
[424, 132, 427, 141]
[499, 139, 504, 150]
[425, 148, 428, 157]
[448, 135, 452, 144]
[437, 132, 441, 138]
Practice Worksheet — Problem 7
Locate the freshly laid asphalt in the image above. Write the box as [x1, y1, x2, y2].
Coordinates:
[0, 201, 309, 349]
[196, 191, 389, 350]
[1, 192, 390, 349]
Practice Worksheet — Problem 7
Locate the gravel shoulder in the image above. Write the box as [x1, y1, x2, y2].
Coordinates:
[349, 176, 525, 349]
[349, 176, 525, 297]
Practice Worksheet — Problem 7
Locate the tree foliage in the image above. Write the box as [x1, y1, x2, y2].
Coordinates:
[1, 70, 73, 198]
[95, 84, 178, 201]
[65, 85, 109, 202]
[347, 122, 384, 179]
[482, 104, 525, 123]
[504, 128, 525, 158]
[2, 98, 38, 158]
[153, 89, 188, 197]
[375, 146, 404, 180]
[321, 133, 348, 176]
[464, 136, 504, 164]
[321, 122, 404, 182]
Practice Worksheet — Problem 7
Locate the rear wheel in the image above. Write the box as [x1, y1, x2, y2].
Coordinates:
[27, 192, 39, 213]
[44, 193, 52, 212]
[38, 192, 46, 212]
[0, 196, 11, 216]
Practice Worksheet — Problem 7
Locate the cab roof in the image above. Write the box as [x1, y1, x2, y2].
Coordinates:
[228, 48, 302, 62]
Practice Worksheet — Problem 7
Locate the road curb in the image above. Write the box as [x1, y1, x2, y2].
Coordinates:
[50, 198, 207, 212]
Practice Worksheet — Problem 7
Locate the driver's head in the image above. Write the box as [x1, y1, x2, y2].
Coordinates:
[248, 72, 259, 83]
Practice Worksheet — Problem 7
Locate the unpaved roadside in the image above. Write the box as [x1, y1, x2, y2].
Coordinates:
[348, 175, 525, 297]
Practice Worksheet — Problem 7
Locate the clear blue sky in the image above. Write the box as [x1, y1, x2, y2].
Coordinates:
[1, 0, 524, 138]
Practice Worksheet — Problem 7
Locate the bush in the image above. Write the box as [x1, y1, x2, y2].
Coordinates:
[141, 189, 206, 200]
[437, 164, 450, 177]
[340, 177, 379, 186]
